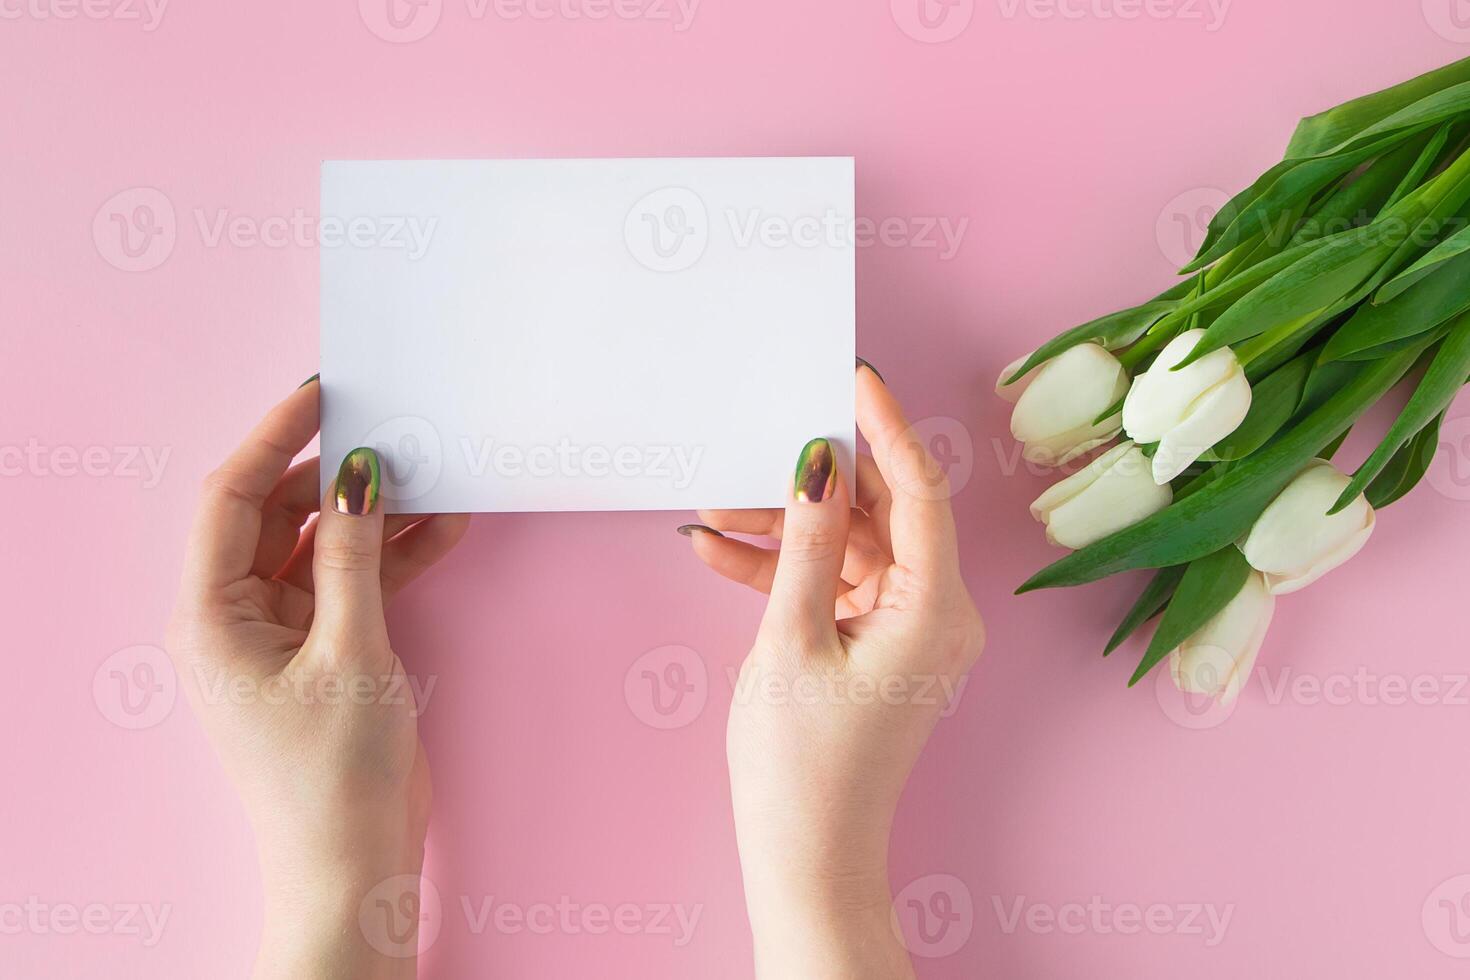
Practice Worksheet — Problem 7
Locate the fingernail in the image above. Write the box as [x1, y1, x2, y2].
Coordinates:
[677, 524, 725, 538]
[855, 357, 885, 383]
[793, 438, 836, 503]
[298, 373, 320, 389]
[335, 448, 381, 516]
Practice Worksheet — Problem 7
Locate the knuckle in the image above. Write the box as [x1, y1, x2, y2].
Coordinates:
[315, 539, 379, 573]
[781, 524, 843, 564]
[889, 439, 951, 499]
[883, 562, 932, 603]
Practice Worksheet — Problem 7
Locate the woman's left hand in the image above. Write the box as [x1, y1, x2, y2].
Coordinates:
[166, 379, 469, 980]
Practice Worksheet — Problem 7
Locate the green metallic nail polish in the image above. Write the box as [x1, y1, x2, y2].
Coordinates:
[793, 438, 836, 503]
[677, 524, 725, 538]
[855, 357, 885, 383]
[298, 373, 320, 389]
[335, 447, 381, 516]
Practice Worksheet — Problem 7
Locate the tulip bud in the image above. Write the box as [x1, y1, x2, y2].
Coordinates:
[1122, 328, 1252, 485]
[1169, 570, 1275, 705]
[1240, 459, 1376, 595]
[995, 351, 1034, 404]
[1009, 343, 1131, 466]
[1030, 442, 1173, 550]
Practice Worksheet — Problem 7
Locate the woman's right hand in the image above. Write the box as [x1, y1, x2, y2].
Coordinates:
[682, 362, 985, 979]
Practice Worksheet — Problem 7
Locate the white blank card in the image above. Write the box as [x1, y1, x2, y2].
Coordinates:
[320, 157, 855, 514]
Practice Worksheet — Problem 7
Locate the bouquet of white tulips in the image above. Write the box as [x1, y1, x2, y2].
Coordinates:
[1001, 57, 1470, 703]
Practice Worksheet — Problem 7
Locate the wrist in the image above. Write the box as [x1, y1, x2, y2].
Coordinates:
[742, 876, 914, 980]
[254, 819, 427, 980]
[732, 805, 894, 908]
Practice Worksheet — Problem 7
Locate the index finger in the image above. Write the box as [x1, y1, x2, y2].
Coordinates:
[854, 365, 960, 576]
[182, 380, 321, 599]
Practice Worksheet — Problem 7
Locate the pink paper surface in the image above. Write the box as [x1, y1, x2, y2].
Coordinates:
[6, 2, 1470, 976]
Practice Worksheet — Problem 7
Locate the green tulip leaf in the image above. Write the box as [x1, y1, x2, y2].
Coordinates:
[1103, 566, 1186, 657]
[1177, 232, 1390, 365]
[1384, 122, 1455, 209]
[1336, 321, 1454, 362]
[1285, 57, 1470, 159]
[1184, 137, 1403, 274]
[1322, 249, 1470, 361]
[1293, 131, 1446, 245]
[1296, 78, 1470, 159]
[1149, 233, 1343, 338]
[1237, 309, 1345, 378]
[1193, 109, 1470, 275]
[1366, 411, 1446, 509]
[1320, 425, 1354, 461]
[1369, 146, 1470, 286]
[1210, 146, 1470, 373]
[1129, 547, 1252, 687]
[1192, 67, 1470, 272]
[1334, 311, 1470, 512]
[1376, 222, 1470, 303]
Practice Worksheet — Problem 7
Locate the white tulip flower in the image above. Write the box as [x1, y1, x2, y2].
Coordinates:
[1008, 343, 1131, 467]
[1240, 459, 1376, 596]
[1122, 328, 1252, 485]
[1169, 570, 1275, 705]
[1030, 442, 1173, 550]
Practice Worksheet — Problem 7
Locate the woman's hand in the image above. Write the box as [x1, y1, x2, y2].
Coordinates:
[166, 379, 469, 980]
[682, 363, 985, 980]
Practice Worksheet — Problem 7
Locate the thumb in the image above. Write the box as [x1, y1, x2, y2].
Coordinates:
[759, 438, 850, 649]
[309, 447, 389, 656]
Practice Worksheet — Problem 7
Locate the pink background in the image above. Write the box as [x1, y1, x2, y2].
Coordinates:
[6, 1, 1470, 976]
